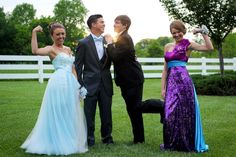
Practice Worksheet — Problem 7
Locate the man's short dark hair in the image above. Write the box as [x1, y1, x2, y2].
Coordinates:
[87, 14, 103, 29]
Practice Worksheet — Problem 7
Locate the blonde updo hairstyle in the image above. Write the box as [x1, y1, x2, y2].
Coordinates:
[48, 22, 65, 36]
[170, 20, 187, 34]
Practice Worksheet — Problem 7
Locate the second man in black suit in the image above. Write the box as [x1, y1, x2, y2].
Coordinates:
[105, 15, 145, 144]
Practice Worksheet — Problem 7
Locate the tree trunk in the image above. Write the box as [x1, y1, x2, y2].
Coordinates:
[217, 43, 224, 76]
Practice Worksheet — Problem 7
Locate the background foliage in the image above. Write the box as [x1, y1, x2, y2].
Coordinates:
[0, 0, 236, 58]
[0, 0, 87, 55]
[159, 0, 236, 74]
[192, 71, 236, 96]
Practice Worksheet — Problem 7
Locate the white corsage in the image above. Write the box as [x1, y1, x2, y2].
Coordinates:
[200, 25, 209, 35]
[193, 25, 209, 35]
[79, 86, 87, 99]
[104, 42, 113, 48]
[104, 44, 108, 48]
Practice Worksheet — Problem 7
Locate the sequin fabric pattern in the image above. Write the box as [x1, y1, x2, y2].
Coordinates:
[163, 39, 196, 151]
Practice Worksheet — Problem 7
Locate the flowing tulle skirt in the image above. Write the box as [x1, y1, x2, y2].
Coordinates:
[21, 68, 88, 155]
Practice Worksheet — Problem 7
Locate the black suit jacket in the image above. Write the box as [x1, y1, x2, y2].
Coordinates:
[107, 31, 144, 88]
[75, 35, 113, 96]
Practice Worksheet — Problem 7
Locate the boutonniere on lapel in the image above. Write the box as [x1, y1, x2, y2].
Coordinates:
[104, 43, 108, 48]
[104, 42, 114, 48]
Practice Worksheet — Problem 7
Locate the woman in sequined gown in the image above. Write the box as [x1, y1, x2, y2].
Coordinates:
[161, 20, 214, 152]
[21, 23, 88, 155]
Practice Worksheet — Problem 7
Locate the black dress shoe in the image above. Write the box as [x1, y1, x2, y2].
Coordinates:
[105, 139, 114, 145]
[88, 138, 95, 147]
[102, 137, 114, 145]
[133, 140, 144, 144]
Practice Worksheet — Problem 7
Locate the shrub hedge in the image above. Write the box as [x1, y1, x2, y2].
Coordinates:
[191, 71, 236, 96]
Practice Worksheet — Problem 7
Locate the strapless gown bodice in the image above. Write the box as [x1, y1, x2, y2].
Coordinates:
[52, 52, 74, 72]
[21, 52, 88, 155]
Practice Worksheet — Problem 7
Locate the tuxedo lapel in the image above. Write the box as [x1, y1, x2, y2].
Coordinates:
[103, 38, 107, 55]
[102, 38, 109, 68]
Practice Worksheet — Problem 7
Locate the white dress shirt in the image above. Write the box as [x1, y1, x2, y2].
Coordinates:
[91, 33, 104, 60]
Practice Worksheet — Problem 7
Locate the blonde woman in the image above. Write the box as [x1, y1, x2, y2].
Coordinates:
[21, 23, 88, 155]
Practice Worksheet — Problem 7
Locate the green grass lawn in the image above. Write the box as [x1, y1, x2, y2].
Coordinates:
[0, 79, 236, 157]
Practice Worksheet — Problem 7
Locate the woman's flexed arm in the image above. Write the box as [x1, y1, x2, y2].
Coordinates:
[31, 25, 51, 56]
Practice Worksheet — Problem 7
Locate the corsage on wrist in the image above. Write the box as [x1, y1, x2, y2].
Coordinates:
[79, 86, 87, 99]
[200, 25, 209, 35]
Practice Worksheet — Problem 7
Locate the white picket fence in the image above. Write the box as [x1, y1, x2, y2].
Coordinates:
[0, 55, 236, 83]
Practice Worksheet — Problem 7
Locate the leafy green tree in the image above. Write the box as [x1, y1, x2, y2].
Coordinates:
[10, 3, 36, 26]
[0, 0, 88, 55]
[30, 17, 55, 47]
[159, 0, 236, 75]
[19, 16, 54, 55]
[147, 40, 163, 57]
[0, 7, 17, 55]
[53, 0, 88, 51]
[135, 37, 172, 57]
[0, 7, 5, 27]
[13, 25, 31, 55]
[5, 3, 37, 55]
[135, 39, 151, 57]
[222, 33, 236, 58]
[157, 36, 173, 48]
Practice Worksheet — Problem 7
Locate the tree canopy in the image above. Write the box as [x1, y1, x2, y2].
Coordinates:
[0, 0, 88, 55]
[159, 0, 236, 75]
[222, 33, 236, 58]
[53, 0, 88, 48]
[135, 37, 172, 57]
[10, 3, 36, 26]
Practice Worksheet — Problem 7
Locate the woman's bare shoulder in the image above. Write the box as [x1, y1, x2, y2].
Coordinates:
[164, 43, 174, 52]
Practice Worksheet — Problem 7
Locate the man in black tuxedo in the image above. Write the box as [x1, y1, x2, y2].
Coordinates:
[74, 14, 113, 146]
[105, 15, 145, 144]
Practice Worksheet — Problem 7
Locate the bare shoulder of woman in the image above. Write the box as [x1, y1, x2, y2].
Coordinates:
[46, 46, 56, 56]
[64, 46, 71, 50]
[65, 46, 73, 55]
[164, 43, 174, 53]
[46, 45, 54, 53]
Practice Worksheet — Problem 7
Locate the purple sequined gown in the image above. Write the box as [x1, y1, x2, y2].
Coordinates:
[163, 39, 206, 152]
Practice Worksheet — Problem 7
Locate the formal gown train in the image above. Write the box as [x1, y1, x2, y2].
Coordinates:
[21, 53, 88, 155]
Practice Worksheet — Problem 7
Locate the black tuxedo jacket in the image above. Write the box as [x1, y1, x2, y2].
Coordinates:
[107, 31, 144, 88]
[75, 35, 113, 96]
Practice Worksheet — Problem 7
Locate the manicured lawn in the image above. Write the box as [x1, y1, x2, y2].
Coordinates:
[0, 79, 236, 157]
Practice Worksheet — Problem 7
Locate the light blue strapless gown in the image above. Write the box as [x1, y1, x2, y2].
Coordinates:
[21, 53, 88, 155]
